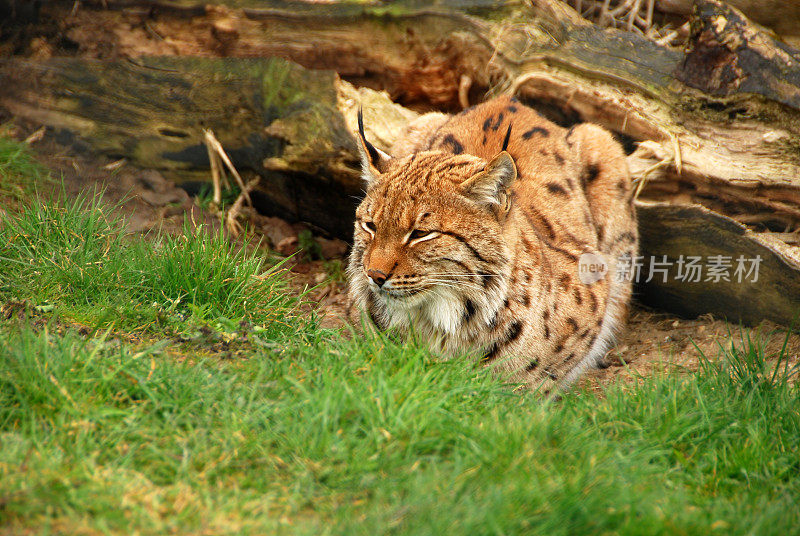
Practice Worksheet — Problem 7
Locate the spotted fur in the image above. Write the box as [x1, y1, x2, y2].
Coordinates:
[347, 96, 638, 395]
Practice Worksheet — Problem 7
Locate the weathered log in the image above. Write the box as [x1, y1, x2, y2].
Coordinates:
[0, 57, 366, 237]
[637, 203, 800, 327]
[17, 0, 798, 224]
[0, 55, 420, 238]
[655, 0, 800, 47]
[2, 0, 800, 326]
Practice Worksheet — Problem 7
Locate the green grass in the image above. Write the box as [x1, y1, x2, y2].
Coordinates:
[1, 134, 799, 534]
[0, 190, 301, 339]
[0, 128, 51, 210]
[0, 323, 797, 535]
[194, 181, 241, 211]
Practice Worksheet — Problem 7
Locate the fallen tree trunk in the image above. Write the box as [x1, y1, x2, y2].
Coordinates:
[15, 0, 798, 225]
[0, 57, 369, 238]
[1, 0, 800, 326]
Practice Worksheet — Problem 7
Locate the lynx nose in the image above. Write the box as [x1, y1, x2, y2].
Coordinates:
[367, 269, 389, 287]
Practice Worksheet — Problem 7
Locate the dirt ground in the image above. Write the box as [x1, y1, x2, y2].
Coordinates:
[3, 120, 798, 388]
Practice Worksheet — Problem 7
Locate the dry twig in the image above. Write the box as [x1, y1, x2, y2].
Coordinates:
[203, 129, 252, 207]
[225, 177, 261, 236]
[567, 0, 687, 47]
[202, 128, 258, 235]
[24, 126, 46, 145]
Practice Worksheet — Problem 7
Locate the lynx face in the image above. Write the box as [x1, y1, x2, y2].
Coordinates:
[348, 149, 516, 336]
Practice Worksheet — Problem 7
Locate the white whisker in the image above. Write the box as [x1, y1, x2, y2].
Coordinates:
[424, 273, 502, 278]
[424, 279, 485, 292]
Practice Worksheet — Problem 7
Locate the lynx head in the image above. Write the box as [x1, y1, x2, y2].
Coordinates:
[347, 110, 516, 334]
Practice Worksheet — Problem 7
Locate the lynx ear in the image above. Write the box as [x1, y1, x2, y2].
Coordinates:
[357, 107, 391, 183]
[460, 151, 517, 206]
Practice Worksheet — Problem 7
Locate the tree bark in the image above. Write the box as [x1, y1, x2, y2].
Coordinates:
[0, 56, 369, 238]
[1, 0, 800, 325]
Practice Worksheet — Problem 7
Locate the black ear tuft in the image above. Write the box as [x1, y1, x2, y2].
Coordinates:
[501, 123, 513, 152]
[356, 106, 391, 180]
[358, 106, 382, 166]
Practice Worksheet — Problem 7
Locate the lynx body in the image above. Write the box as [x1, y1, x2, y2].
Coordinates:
[347, 96, 638, 393]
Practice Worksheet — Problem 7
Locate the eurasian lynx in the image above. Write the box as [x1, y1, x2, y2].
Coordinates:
[347, 96, 638, 394]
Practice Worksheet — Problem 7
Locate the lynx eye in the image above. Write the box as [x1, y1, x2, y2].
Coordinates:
[407, 229, 439, 245]
[360, 220, 376, 235]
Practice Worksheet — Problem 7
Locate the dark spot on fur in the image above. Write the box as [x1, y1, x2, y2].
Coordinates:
[546, 183, 568, 196]
[565, 352, 576, 362]
[544, 325, 550, 339]
[588, 335, 597, 346]
[506, 320, 524, 344]
[482, 117, 492, 132]
[522, 237, 535, 253]
[522, 127, 549, 140]
[442, 134, 464, 155]
[588, 293, 598, 313]
[553, 246, 578, 262]
[464, 299, 476, 322]
[482, 343, 500, 362]
[483, 320, 524, 362]
[544, 368, 558, 380]
[537, 212, 555, 238]
[543, 310, 550, 321]
[525, 359, 539, 371]
[597, 224, 605, 243]
[573, 287, 583, 305]
[554, 342, 564, 353]
[439, 231, 492, 264]
[584, 164, 600, 186]
[510, 96, 520, 103]
[559, 273, 571, 291]
[553, 152, 565, 165]
[617, 180, 628, 197]
[566, 178, 576, 190]
[579, 329, 589, 339]
[504, 298, 510, 309]
[566, 317, 579, 333]
[565, 126, 577, 147]
[507, 105, 519, 113]
[482, 134, 488, 145]
[523, 209, 556, 241]
[492, 112, 504, 131]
